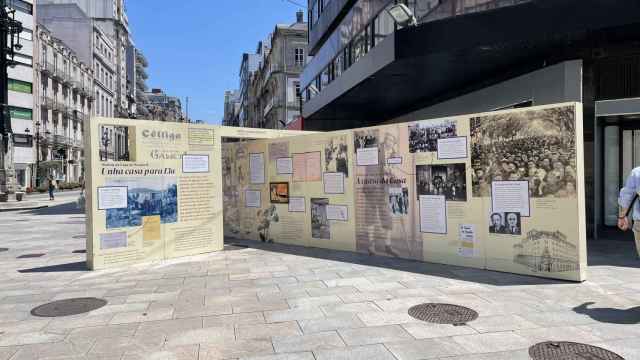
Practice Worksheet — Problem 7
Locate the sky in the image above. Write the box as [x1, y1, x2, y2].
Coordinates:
[126, 0, 307, 124]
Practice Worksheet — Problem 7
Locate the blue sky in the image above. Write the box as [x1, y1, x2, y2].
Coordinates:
[126, 0, 306, 124]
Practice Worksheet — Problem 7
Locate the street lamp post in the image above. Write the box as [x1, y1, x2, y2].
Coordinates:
[25, 121, 50, 187]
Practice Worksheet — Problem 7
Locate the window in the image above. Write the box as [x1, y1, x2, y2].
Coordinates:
[9, 106, 32, 120]
[294, 81, 301, 100]
[13, 53, 32, 66]
[8, 79, 32, 94]
[13, 134, 33, 148]
[321, 67, 330, 88]
[19, 29, 33, 42]
[295, 48, 305, 66]
[9, 0, 33, 15]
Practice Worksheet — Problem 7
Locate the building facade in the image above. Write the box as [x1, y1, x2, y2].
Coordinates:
[2, 0, 36, 191]
[222, 90, 240, 126]
[248, 11, 308, 129]
[142, 88, 184, 123]
[37, 3, 118, 120]
[301, 0, 640, 240]
[35, 24, 94, 185]
[38, 0, 135, 118]
[238, 53, 260, 127]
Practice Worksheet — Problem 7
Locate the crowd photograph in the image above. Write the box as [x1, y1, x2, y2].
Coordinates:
[416, 164, 467, 201]
[470, 107, 577, 198]
[409, 119, 457, 153]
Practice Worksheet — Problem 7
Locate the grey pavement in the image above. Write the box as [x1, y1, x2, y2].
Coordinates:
[0, 190, 81, 212]
[1, 207, 640, 359]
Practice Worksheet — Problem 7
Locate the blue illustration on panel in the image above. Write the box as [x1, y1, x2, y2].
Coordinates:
[106, 178, 178, 229]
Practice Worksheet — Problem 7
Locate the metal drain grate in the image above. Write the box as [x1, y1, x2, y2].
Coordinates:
[529, 342, 624, 360]
[72, 249, 86, 254]
[0, 248, 8, 252]
[408, 303, 478, 325]
[31, 298, 108, 317]
[17, 253, 45, 259]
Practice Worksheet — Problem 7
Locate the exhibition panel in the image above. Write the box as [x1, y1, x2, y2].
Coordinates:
[85, 118, 297, 270]
[223, 103, 586, 281]
[87, 103, 586, 281]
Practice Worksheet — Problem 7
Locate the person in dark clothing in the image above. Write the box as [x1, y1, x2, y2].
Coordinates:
[48, 175, 55, 200]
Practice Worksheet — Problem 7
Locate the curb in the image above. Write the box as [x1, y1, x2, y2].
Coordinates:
[0, 205, 49, 213]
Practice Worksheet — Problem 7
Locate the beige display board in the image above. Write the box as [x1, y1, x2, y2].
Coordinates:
[223, 103, 587, 281]
[85, 117, 304, 270]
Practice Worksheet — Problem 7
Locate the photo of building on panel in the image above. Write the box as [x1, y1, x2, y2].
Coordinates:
[99, 125, 134, 162]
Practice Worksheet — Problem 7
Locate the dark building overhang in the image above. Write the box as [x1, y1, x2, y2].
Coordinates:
[302, 0, 640, 131]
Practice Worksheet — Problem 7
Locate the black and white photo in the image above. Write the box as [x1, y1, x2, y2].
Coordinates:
[416, 164, 467, 201]
[409, 119, 457, 153]
[354, 132, 378, 150]
[324, 136, 349, 177]
[471, 106, 577, 198]
[99, 125, 133, 162]
[389, 187, 409, 216]
[311, 198, 330, 239]
[489, 212, 521, 235]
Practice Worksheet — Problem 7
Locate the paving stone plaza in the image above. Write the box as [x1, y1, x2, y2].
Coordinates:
[1, 202, 640, 360]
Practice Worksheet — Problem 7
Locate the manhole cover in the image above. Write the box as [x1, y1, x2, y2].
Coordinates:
[529, 341, 624, 360]
[408, 303, 478, 325]
[31, 298, 107, 317]
[0, 248, 8, 252]
[17, 253, 45, 259]
[72, 249, 86, 254]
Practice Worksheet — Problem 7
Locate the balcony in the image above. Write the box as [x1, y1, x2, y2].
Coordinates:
[263, 96, 284, 117]
[41, 62, 53, 75]
[51, 65, 64, 82]
[71, 79, 82, 90]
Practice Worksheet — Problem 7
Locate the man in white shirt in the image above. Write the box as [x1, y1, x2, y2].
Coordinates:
[618, 167, 640, 258]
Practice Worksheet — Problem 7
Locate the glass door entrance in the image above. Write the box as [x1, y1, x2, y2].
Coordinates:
[603, 118, 640, 229]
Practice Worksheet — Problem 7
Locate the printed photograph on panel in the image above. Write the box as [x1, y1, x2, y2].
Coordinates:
[489, 212, 521, 235]
[311, 198, 330, 239]
[106, 177, 178, 229]
[354, 132, 378, 150]
[324, 136, 349, 177]
[416, 164, 467, 201]
[269, 182, 289, 204]
[471, 106, 577, 198]
[408, 119, 457, 153]
[257, 205, 279, 243]
[99, 125, 135, 161]
[389, 187, 409, 216]
[513, 230, 579, 273]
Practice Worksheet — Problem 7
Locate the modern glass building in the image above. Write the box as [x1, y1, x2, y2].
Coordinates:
[301, 0, 640, 239]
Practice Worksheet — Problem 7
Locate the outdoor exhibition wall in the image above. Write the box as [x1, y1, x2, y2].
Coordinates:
[223, 103, 587, 281]
[85, 117, 302, 270]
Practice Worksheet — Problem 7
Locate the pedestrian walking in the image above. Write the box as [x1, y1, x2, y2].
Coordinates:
[617, 167, 640, 258]
[48, 175, 56, 201]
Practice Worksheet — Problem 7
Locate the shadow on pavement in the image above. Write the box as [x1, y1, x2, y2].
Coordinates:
[225, 238, 569, 287]
[573, 302, 640, 324]
[18, 261, 88, 273]
[22, 202, 84, 216]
